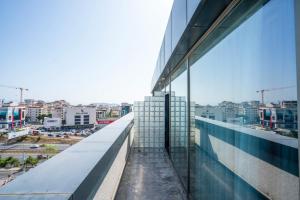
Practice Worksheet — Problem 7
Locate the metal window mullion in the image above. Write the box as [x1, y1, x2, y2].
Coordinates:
[187, 58, 191, 195]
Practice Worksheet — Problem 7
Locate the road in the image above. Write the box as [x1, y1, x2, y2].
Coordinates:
[0, 143, 70, 151]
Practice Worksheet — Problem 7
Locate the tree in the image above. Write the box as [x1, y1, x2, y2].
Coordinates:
[43, 144, 58, 159]
[0, 157, 20, 168]
[25, 156, 38, 167]
[8, 157, 20, 167]
[37, 114, 52, 123]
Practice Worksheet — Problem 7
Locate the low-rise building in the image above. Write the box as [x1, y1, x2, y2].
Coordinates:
[259, 101, 298, 130]
[50, 107, 66, 124]
[195, 105, 225, 121]
[26, 105, 48, 123]
[96, 107, 108, 120]
[44, 117, 62, 130]
[121, 103, 132, 117]
[110, 106, 121, 118]
[0, 105, 26, 129]
[65, 106, 96, 128]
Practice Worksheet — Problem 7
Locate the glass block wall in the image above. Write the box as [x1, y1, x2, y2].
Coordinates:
[133, 91, 165, 148]
[170, 95, 188, 147]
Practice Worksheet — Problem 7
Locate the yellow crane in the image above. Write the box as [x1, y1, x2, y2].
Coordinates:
[0, 84, 29, 104]
[256, 85, 295, 104]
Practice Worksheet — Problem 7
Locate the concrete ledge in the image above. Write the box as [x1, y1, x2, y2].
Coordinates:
[0, 113, 134, 200]
[93, 126, 135, 200]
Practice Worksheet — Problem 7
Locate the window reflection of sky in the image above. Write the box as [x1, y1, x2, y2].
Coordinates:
[190, 0, 296, 106]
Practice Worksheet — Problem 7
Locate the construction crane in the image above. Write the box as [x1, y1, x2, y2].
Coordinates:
[0, 84, 29, 104]
[256, 85, 296, 104]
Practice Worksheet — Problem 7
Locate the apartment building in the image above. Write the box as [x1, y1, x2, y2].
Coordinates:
[26, 105, 48, 123]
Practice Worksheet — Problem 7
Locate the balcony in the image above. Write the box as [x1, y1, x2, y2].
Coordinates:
[0, 113, 298, 199]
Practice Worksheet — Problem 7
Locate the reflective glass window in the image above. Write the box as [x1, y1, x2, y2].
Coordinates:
[189, 0, 298, 199]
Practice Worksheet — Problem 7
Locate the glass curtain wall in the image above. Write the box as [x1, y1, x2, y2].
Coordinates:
[170, 61, 188, 189]
[188, 0, 298, 199]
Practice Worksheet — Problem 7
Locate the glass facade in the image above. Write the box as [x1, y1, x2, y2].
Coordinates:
[170, 61, 188, 188]
[188, 0, 298, 199]
[152, 0, 299, 199]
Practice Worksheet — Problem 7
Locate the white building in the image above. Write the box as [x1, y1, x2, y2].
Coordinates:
[65, 106, 96, 128]
[238, 102, 259, 124]
[26, 106, 48, 123]
[51, 107, 66, 122]
[195, 105, 225, 121]
[96, 108, 108, 120]
[44, 117, 62, 130]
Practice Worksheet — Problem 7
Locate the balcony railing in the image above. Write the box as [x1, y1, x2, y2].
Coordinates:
[0, 113, 134, 200]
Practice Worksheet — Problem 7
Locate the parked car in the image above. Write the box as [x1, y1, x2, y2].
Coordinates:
[48, 134, 54, 137]
[30, 144, 40, 149]
[37, 154, 47, 159]
[32, 130, 40, 136]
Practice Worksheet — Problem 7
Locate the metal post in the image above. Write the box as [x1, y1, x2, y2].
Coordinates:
[187, 59, 191, 196]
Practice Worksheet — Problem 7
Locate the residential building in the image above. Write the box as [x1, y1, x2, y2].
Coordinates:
[26, 105, 47, 123]
[50, 107, 66, 124]
[195, 104, 224, 121]
[96, 107, 108, 120]
[110, 106, 121, 118]
[238, 101, 259, 124]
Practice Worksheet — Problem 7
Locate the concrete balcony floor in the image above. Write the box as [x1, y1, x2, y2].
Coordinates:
[115, 148, 187, 200]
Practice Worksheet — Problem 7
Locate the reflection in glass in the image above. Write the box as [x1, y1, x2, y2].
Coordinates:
[189, 0, 298, 199]
[170, 62, 188, 189]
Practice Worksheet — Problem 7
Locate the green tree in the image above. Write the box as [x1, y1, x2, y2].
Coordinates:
[1, 157, 20, 168]
[43, 144, 58, 158]
[37, 114, 52, 123]
[25, 156, 38, 167]
[9, 158, 20, 167]
[0, 157, 6, 167]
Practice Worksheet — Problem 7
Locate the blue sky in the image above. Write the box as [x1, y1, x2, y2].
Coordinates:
[187, 0, 297, 105]
[0, 0, 173, 105]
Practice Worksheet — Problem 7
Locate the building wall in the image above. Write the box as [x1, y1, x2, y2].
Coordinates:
[133, 92, 165, 148]
[151, 0, 299, 199]
[0, 107, 26, 129]
[27, 106, 47, 122]
[44, 117, 62, 129]
[65, 106, 96, 127]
